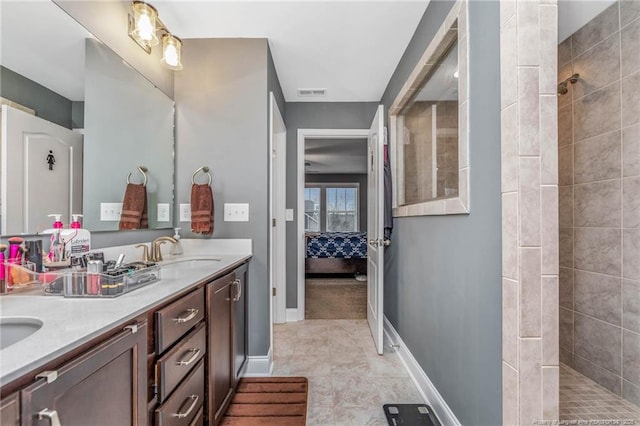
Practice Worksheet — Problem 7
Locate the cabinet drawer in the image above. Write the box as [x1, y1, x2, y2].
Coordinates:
[155, 359, 205, 426]
[157, 322, 206, 402]
[156, 288, 205, 353]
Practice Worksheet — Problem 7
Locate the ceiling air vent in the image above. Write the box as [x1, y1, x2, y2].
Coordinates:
[297, 88, 326, 97]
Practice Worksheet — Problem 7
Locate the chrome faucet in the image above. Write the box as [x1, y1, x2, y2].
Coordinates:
[150, 236, 178, 262]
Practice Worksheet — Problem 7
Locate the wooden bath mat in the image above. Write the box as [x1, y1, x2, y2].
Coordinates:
[221, 377, 308, 425]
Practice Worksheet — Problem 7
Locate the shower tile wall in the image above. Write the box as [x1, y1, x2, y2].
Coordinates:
[558, 0, 640, 406]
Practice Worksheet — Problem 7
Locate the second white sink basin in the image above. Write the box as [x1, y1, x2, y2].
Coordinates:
[160, 257, 221, 267]
[0, 317, 43, 350]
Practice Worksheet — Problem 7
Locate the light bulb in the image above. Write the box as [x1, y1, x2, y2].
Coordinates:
[131, 2, 158, 47]
[136, 14, 155, 42]
[161, 34, 183, 70]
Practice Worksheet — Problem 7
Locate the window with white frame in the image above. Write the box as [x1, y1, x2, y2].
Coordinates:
[304, 183, 359, 232]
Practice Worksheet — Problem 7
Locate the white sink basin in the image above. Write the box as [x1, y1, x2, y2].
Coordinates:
[160, 257, 221, 267]
[0, 317, 43, 350]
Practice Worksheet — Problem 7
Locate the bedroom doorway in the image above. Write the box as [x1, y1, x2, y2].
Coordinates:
[296, 129, 369, 322]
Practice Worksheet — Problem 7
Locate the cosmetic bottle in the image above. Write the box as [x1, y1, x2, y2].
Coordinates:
[46, 214, 64, 262]
[170, 228, 184, 256]
[0, 244, 7, 292]
[64, 214, 91, 259]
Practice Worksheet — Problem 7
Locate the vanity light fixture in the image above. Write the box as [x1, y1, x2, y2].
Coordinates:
[128, 1, 183, 71]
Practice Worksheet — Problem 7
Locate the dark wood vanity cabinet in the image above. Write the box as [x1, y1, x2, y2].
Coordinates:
[207, 264, 248, 425]
[0, 260, 250, 426]
[20, 321, 148, 426]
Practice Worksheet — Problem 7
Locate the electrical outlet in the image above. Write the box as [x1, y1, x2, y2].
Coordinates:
[224, 203, 249, 222]
[157, 203, 170, 222]
[100, 203, 123, 221]
[179, 204, 191, 222]
[286, 209, 294, 221]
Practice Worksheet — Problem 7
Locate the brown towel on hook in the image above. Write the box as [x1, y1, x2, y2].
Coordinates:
[119, 183, 148, 230]
[191, 183, 214, 235]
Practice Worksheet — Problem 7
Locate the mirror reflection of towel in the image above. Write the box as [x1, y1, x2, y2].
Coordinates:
[191, 183, 213, 235]
[119, 183, 148, 230]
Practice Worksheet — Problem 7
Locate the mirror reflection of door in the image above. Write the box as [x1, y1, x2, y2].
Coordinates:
[1, 105, 83, 234]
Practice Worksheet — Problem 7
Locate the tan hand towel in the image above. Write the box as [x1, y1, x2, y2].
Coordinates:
[191, 183, 214, 235]
[119, 183, 147, 230]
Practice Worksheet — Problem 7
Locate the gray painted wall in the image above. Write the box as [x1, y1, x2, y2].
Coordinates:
[304, 174, 367, 232]
[174, 38, 271, 357]
[381, 1, 502, 424]
[71, 101, 84, 129]
[0, 66, 72, 129]
[284, 102, 378, 307]
[55, 0, 174, 98]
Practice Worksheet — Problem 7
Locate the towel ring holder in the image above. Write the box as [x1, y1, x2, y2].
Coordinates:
[191, 166, 212, 185]
[127, 166, 148, 186]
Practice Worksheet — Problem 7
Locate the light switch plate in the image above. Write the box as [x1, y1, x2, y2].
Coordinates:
[285, 209, 294, 221]
[100, 203, 122, 221]
[157, 203, 170, 222]
[179, 204, 191, 222]
[224, 203, 249, 222]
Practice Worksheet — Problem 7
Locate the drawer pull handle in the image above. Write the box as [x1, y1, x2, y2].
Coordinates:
[172, 394, 199, 418]
[38, 408, 61, 426]
[174, 308, 198, 324]
[176, 348, 201, 366]
[233, 279, 242, 302]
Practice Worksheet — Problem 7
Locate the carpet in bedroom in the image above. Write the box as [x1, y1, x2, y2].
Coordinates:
[305, 277, 366, 320]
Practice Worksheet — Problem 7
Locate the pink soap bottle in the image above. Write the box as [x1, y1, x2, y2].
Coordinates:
[47, 214, 64, 262]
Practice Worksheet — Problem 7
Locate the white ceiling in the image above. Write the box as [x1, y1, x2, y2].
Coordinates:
[305, 138, 367, 174]
[154, 1, 428, 102]
[1, 1, 93, 101]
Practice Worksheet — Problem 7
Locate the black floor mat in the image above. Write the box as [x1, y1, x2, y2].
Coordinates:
[383, 404, 441, 426]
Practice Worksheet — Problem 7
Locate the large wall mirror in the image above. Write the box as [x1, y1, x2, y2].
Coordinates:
[389, 0, 469, 216]
[0, 1, 174, 235]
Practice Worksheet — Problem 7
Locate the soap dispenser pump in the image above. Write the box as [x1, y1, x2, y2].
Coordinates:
[170, 227, 183, 256]
[47, 214, 64, 262]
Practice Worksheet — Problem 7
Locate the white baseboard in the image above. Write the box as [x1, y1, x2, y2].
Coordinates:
[286, 308, 299, 322]
[383, 316, 461, 426]
[242, 347, 273, 377]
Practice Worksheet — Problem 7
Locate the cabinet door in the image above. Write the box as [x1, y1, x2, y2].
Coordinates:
[1, 393, 20, 426]
[21, 322, 147, 426]
[233, 264, 249, 382]
[206, 272, 234, 425]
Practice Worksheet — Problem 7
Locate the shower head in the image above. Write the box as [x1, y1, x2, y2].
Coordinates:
[557, 73, 580, 95]
[558, 81, 568, 95]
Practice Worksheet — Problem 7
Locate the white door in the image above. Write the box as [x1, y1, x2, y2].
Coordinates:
[1, 105, 83, 234]
[367, 105, 385, 355]
[269, 93, 287, 324]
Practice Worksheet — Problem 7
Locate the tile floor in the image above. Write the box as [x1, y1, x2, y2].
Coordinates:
[560, 364, 640, 421]
[272, 319, 424, 425]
